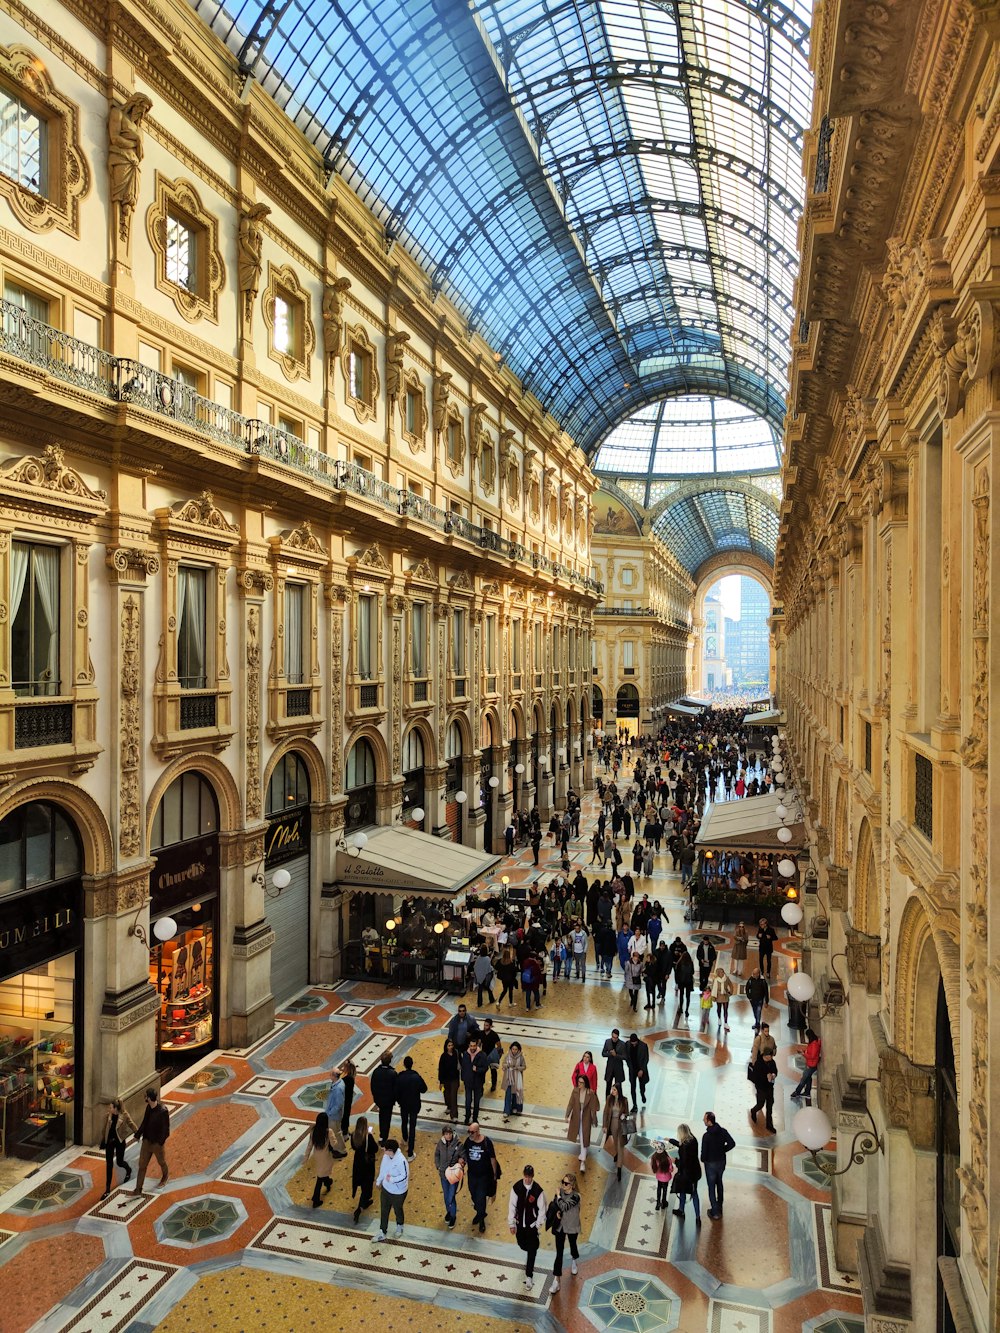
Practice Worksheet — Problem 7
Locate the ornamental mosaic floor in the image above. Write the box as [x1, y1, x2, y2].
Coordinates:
[0, 767, 863, 1333]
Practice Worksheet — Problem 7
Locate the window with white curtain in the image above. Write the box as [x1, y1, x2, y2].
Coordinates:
[410, 601, 426, 676]
[177, 565, 208, 689]
[402, 727, 424, 773]
[623, 640, 635, 669]
[452, 607, 466, 675]
[511, 618, 522, 673]
[357, 593, 374, 679]
[0, 92, 46, 195]
[10, 541, 60, 696]
[284, 583, 305, 683]
[485, 614, 497, 674]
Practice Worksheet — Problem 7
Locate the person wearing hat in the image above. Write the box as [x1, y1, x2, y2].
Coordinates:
[434, 1124, 463, 1229]
[507, 1163, 546, 1291]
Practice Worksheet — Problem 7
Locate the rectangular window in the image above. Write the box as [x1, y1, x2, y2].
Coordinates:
[0, 91, 46, 194]
[405, 388, 419, 435]
[864, 721, 872, 773]
[172, 363, 200, 391]
[452, 607, 466, 675]
[485, 614, 497, 674]
[278, 414, 302, 440]
[357, 593, 374, 680]
[623, 640, 635, 669]
[165, 214, 196, 291]
[410, 602, 426, 677]
[511, 619, 522, 673]
[532, 621, 541, 668]
[273, 294, 293, 355]
[621, 568, 634, 586]
[348, 345, 370, 401]
[284, 583, 305, 684]
[177, 565, 208, 689]
[447, 421, 462, 464]
[552, 625, 561, 666]
[914, 753, 933, 839]
[4, 281, 49, 359]
[10, 541, 60, 696]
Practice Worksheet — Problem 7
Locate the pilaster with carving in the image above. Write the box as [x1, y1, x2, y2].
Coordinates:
[391, 596, 404, 777]
[241, 569, 272, 821]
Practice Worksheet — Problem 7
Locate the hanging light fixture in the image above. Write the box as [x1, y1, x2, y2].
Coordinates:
[793, 1078, 884, 1177]
[777, 857, 796, 878]
[777, 826, 793, 843]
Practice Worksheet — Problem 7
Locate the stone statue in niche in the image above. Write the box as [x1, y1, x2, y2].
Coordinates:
[385, 330, 409, 400]
[323, 277, 352, 359]
[238, 203, 271, 330]
[108, 93, 153, 249]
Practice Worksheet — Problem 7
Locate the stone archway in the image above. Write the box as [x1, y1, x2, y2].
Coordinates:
[852, 818, 880, 938]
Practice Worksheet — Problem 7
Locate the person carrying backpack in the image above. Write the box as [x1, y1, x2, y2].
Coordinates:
[521, 952, 543, 1010]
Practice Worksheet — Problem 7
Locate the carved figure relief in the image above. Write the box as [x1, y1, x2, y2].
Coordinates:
[330, 597, 344, 793]
[171, 491, 238, 533]
[0, 444, 106, 503]
[245, 603, 262, 820]
[385, 330, 410, 401]
[238, 202, 270, 332]
[432, 372, 452, 436]
[323, 277, 352, 359]
[108, 93, 153, 251]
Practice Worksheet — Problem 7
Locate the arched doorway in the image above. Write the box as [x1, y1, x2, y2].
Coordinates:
[592, 683, 604, 734]
[401, 727, 426, 828]
[616, 682, 640, 739]
[150, 771, 220, 1067]
[0, 800, 84, 1164]
[265, 752, 311, 1007]
[445, 722, 464, 843]
[936, 978, 960, 1333]
[345, 737, 377, 832]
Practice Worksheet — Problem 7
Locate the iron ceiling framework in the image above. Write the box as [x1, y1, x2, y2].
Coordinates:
[189, 0, 810, 564]
[653, 484, 779, 574]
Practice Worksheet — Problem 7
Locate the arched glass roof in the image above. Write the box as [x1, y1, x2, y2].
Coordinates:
[653, 485, 778, 573]
[593, 396, 779, 477]
[188, 0, 811, 456]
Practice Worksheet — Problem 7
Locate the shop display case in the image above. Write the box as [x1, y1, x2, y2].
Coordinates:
[150, 921, 215, 1057]
[0, 1026, 74, 1161]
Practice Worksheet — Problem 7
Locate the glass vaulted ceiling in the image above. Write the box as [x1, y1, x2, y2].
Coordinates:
[189, 0, 812, 460]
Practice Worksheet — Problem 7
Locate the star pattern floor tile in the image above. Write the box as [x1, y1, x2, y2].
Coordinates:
[45, 1259, 177, 1333]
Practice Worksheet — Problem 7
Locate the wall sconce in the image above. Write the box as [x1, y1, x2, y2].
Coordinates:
[384, 918, 397, 933]
[250, 859, 292, 899]
[794, 1077, 883, 1177]
[337, 830, 369, 853]
[514, 763, 525, 775]
[455, 790, 467, 804]
[398, 806, 425, 824]
[128, 905, 177, 949]
[488, 776, 500, 789]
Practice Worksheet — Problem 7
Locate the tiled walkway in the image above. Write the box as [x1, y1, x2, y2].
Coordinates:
[0, 769, 863, 1333]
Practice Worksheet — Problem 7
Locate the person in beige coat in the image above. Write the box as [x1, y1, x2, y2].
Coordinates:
[602, 1082, 630, 1181]
[303, 1111, 339, 1208]
[565, 1073, 600, 1171]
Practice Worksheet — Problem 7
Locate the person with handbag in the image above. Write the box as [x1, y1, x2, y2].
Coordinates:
[434, 1124, 464, 1229]
[373, 1138, 409, 1242]
[549, 1170, 582, 1293]
[438, 1039, 461, 1121]
[500, 1040, 526, 1121]
[565, 1072, 600, 1172]
[99, 1097, 137, 1199]
[507, 1164, 546, 1291]
[667, 1123, 702, 1224]
[350, 1115, 378, 1224]
[710, 967, 734, 1030]
[303, 1111, 338, 1208]
[602, 1082, 630, 1181]
[472, 946, 496, 1006]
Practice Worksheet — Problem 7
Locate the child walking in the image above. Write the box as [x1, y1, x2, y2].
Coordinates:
[650, 1138, 674, 1210]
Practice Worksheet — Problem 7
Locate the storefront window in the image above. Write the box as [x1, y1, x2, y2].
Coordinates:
[150, 905, 214, 1056]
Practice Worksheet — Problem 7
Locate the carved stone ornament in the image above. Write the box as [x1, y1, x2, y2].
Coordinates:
[282, 520, 326, 556]
[842, 387, 873, 451]
[146, 175, 226, 323]
[0, 444, 106, 505]
[237, 202, 270, 331]
[0, 46, 90, 237]
[263, 262, 316, 381]
[449, 569, 474, 593]
[932, 306, 979, 420]
[408, 557, 435, 583]
[245, 604, 262, 820]
[385, 330, 410, 401]
[356, 541, 390, 574]
[432, 372, 452, 436]
[469, 402, 488, 463]
[108, 92, 153, 250]
[119, 594, 142, 858]
[481, 580, 501, 598]
[171, 491, 238, 533]
[322, 277, 352, 359]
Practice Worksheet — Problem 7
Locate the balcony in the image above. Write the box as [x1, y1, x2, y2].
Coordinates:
[14, 701, 73, 749]
[179, 691, 218, 731]
[359, 683, 379, 709]
[285, 687, 311, 717]
[0, 300, 608, 600]
[594, 606, 657, 616]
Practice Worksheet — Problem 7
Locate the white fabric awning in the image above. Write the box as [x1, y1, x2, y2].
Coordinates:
[743, 708, 786, 726]
[695, 794, 805, 852]
[335, 825, 500, 895]
[666, 700, 703, 717]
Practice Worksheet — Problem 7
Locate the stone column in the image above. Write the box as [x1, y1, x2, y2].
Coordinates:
[223, 828, 276, 1048]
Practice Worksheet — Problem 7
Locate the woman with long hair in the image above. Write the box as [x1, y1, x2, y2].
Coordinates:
[339, 1060, 357, 1138]
[565, 1073, 600, 1173]
[667, 1122, 702, 1224]
[438, 1038, 461, 1122]
[550, 1170, 582, 1293]
[434, 1123, 463, 1229]
[501, 1040, 527, 1122]
[350, 1114, 378, 1224]
[496, 945, 519, 1008]
[303, 1111, 337, 1208]
[601, 1082, 630, 1181]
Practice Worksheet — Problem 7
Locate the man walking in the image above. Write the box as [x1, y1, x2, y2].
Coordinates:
[756, 917, 777, 979]
[373, 1138, 409, 1242]
[570, 922, 589, 980]
[446, 1003, 481, 1055]
[370, 1050, 398, 1145]
[507, 1164, 546, 1291]
[323, 1067, 350, 1156]
[462, 1121, 499, 1233]
[700, 1110, 736, 1220]
[396, 1055, 428, 1160]
[744, 968, 770, 1031]
[480, 1016, 503, 1092]
[132, 1087, 170, 1195]
[461, 1038, 489, 1124]
[601, 1028, 626, 1094]
[624, 1031, 650, 1107]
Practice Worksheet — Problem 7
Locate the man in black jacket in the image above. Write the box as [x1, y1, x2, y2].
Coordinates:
[461, 1039, 489, 1124]
[132, 1087, 170, 1195]
[624, 1032, 650, 1106]
[370, 1051, 398, 1145]
[756, 918, 778, 978]
[700, 1110, 736, 1219]
[744, 968, 770, 1031]
[601, 1029, 626, 1093]
[395, 1055, 428, 1160]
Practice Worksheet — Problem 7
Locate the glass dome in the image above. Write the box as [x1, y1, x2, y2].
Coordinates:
[592, 396, 780, 477]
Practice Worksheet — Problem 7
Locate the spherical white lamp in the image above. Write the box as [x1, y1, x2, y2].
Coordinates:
[781, 901, 804, 926]
[777, 857, 796, 878]
[787, 970, 815, 1002]
[272, 868, 291, 891]
[794, 1104, 833, 1152]
[455, 790, 468, 804]
[488, 776, 499, 789]
[352, 831, 369, 851]
[515, 763, 525, 774]
[775, 803, 787, 820]
[411, 807, 425, 823]
[777, 826, 793, 843]
[153, 916, 177, 943]
[775, 787, 786, 800]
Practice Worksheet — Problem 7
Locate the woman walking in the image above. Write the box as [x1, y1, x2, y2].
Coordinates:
[439, 1038, 461, 1122]
[642, 955, 658, 1010]
[667, 1122, 702, 1223]
[790, 1028, 822, 1101]
[602, 1082, 630, 1181]
[711, 966, 734, 1031]
[495, 946, 519, 1008]
[571, 1050, 598, 1092]
[550, 1171, 582, 1293]
[340, 1060, 357, 1140]
[472, 946, 496, 1006]
[303, 1111, 338, 1208]
[99, 1097, 137, 1199]
[434, 1124, 463, 1229]
[731, 921, 748, 977]
[565, 1072, 600, 1172]
[624, 953, 643, 1012]
[350, 1114, 378, 1223]
[501, 1041, 527, 1121]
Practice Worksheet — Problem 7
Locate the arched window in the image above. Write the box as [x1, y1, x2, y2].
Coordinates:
[151, 772, 218, 850]
[267, 752, 310, 815]
[445, 722, 463, 759]
[402, 728, 424, 774]
[346, 737, 377, 789]
[0, 801, 81, 898]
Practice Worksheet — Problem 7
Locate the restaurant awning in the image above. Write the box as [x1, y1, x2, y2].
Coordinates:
[335, 825, 500, 895]
[695, 794, 805, 852]
[681, 696, 713, 709]
[666, 700, 704, 717]
[743, 708, 786, 726]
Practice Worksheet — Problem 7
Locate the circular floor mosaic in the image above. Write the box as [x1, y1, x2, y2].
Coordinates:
[378, 1005, 436, 1028]
[181, 1064, 231, 1091]
[656, 1036, 711, 1061]
[280, 995, 327, 1014]
[690, 933, 727, 946]
[292, 1081, 329, 1111]
[581, 1271, 680, 1333]
[12, 1170, 87, 1214]
[158, 1195, 245, 1246]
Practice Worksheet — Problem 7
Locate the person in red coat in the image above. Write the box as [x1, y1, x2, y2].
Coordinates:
[571, 1051, 598, 1092]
